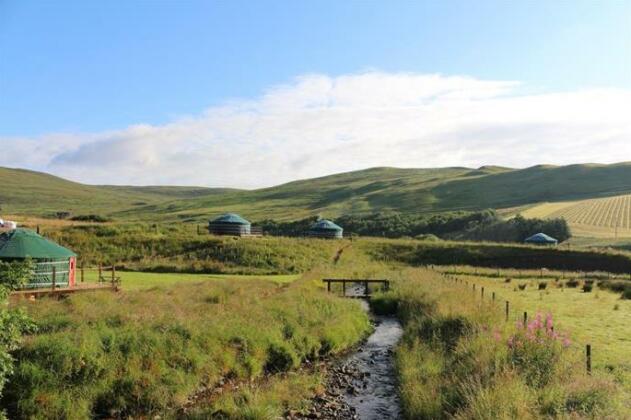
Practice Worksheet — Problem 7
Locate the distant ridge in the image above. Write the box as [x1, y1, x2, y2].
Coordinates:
[3, 163, 631, 222]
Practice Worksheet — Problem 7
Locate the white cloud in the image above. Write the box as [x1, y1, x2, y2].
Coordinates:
[2, 72, 631, 188]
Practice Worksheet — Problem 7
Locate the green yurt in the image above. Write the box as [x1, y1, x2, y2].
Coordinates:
[208, 213, 252, 236]
[308, 219, 344, 239]
[0, 228, 77, 288]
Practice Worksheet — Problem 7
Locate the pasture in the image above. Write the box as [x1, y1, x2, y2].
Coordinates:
[435, 266, 631, 387]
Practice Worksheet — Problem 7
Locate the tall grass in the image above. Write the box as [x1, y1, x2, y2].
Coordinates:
[45, 224, 344, 274]
[4, 274, 370, 418]
[372, 269, 629, 419]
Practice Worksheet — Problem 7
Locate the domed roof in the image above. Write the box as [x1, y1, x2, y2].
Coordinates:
[310, 219, 343, 231]
[210, 213, 251, 225]
[0, 228, 76, 259]
[524, 232, 558, 243]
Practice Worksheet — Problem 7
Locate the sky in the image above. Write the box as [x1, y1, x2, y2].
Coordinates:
[1, 0, 630, 188]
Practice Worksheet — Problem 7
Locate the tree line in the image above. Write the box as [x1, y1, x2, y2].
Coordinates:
[256, 210, 571, 243]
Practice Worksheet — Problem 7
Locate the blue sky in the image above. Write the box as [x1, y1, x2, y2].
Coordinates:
[1, 1, 630, 187]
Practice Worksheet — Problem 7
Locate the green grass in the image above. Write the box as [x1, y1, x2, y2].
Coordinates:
[443, 267, 631, 370]
[116, 271, 300, 290]
[4, 273, 370, 419]
[373, 268, 630, 419]
[6, 162, 631, 223]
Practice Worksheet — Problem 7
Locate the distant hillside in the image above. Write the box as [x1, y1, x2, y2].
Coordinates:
[0, 167, 230, 217]
[3, 163, 631, 225]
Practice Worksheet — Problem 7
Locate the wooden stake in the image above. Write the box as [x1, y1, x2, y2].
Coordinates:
[492, 291, 496, 301]
[523, 311, 528, 326]
[505, 301, 509, 321]
[481, 287, 484, 299]
[586, 344, 592, 374]
[81, 265, 84, 283]
[52, 266, 56, 291]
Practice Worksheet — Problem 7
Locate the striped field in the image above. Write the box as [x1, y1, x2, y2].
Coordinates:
[519, 194, 631, 237]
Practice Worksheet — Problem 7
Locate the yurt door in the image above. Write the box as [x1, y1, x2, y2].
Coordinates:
[68, 257, 76, 287]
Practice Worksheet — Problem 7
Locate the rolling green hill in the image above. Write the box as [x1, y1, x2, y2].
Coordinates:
[0, 167, 233, 217]
[3, 163, 631, 224]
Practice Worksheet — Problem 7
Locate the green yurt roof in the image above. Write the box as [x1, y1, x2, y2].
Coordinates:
[524, 233, 558, 243]
[210, 213, 251, 225]
[310, 219, 343, 231]
[0, 228, 76, 259]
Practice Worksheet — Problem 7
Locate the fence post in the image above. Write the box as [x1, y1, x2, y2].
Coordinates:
[505, 301, 509, 321]
[98, 264, 102, 283]
[586, 344, 592, 374]
[342, 281, 346, 296]
[492, 291, 496, 301]
[523, 311, 528, 326]
[327, 281, 331, 292]
[52, 266, 56, 291]
[111, 265, 116, 285]
[473, 284, 476, 291]
[81, 265, 84, 283]
[481, 287, 484, 299]
[365, 281, 369, 296]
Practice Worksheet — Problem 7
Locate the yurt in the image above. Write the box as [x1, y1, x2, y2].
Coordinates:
[308, 219, 343, 239]
[208, 213, 252, 236]
[0, 228, 77, 288]
[524, 232, 558, 246]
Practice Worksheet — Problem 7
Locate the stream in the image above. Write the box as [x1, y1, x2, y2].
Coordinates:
[294, 284, 403, 419]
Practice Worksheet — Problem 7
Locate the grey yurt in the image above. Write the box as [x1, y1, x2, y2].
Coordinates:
[524, 232, 558, 246]
[308, 219, 343, 239]
[208, 213, 251, 236]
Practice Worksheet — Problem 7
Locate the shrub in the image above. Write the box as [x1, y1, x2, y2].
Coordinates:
[0, 259, 33, 290]
[518, 284, 527, 291]
[622, 287, 631, 300]
[504, 278, 512, 283]
[538, 282, 547, 290]
[582, 283, 593, 293]
[565, 279, 580, 288]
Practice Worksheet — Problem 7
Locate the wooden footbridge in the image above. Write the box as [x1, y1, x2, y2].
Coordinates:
[323, 278, 390, 298]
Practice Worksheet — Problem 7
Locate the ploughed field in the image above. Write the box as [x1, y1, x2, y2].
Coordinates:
[520, 193, 631, 237]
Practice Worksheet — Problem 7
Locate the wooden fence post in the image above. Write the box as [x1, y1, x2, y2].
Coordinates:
[52, 266, 56, 291]
[111, 265, 116, 285]
[492, 291, 496, 301]
[342, 281, 346, 296]
[505, 301, 509, 321]
[523, 311, 528, 326]
[364, 281, 369, 296]
[586, 344, 592, 374]
[327, 281, 331, 292]
[81, 265, 84, 283]
[98, 264, 102, 283]
[481, 287, 484, 299]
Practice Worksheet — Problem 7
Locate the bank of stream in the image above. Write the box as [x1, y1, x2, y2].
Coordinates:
[293, 286, 403, 419]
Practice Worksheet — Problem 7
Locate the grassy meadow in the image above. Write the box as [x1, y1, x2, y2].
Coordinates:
[372, 268, 631, 419]
[5, 236, 631, 418]
[5, 272, 371, 419]
[432, 267, 631, 385]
